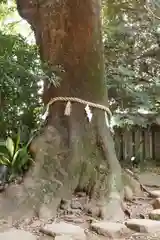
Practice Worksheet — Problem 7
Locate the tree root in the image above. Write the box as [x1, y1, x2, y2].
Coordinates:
[124, 168, 152, 195]
[100, 192, 125, 221]
[83, 114, 144, 221]
[84, 190, 130, 221]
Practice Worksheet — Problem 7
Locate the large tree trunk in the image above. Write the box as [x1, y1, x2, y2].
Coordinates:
[11, 0, 142, 221]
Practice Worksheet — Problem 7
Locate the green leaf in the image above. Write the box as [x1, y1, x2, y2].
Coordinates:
[11, 148, 23, 167]
[12, 147, 30, 171]
[5, 137, 14, 157]
[15, 129, 20, 153]
[0, 155, 11, 166]
[0, 141, 10, 158]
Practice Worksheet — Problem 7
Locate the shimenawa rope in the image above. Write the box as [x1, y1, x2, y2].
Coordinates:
[42, 96, 113, 130]
[47, 97, 111, 116]
[43, 97, 113, 132]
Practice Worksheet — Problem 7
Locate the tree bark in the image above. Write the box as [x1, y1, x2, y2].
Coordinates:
[13, 0, 142, 221]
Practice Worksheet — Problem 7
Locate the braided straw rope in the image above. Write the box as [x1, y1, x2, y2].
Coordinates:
[46, 97, 112, 119]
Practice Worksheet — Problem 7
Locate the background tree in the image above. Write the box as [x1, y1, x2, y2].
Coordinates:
[103, 0, 160, 127]
[0, 3, 42, 141]
[0, 32, 42, 139]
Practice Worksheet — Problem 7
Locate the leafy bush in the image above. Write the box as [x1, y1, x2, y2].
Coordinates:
[0, 31, 42, 139]
[0, 131, 33, 179]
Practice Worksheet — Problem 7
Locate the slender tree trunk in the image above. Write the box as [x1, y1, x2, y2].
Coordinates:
[13, 0, 141, 221]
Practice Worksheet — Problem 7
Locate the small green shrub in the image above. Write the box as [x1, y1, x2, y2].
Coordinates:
[0, 131, 33, 179]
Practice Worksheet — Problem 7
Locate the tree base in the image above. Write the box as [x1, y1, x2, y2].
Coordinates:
[0, 172, 142, 223]
[0, 124, 143, 223]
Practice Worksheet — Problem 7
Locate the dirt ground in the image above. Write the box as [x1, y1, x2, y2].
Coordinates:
[1, 168, 160, 240]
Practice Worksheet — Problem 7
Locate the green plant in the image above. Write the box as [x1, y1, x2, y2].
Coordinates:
[0, 131, 33, 178]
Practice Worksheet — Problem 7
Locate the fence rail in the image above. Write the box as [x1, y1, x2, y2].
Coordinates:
[114, 125, 160, 162]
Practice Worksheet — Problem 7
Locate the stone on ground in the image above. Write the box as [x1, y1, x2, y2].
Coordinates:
[124, 186, 133, 201]
[152, 198, 160, 209]
[55, 236, 74, 240]
[63, 215, 85, 224]
[149, 209, 160, 220]
[125, 219, 160, 233]
[71, 200, 82, 210]
[0, 229, 36, 240]
[148, 190, 160, 198]
[40, 222, 86, 240]
[39, 203, 58, 220]
[39, 236, 53, 240]
[90, 221, 130, 238]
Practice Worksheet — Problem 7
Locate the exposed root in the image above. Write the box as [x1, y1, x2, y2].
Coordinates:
[84, 191, 129, 221]
[99, 192, 125, 221]
[124, 169, 152, 195]
[83, 113, 144, 221]
[84, 113, 124, 221]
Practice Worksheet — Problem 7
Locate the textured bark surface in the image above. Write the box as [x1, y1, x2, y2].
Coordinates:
[10, 0, 142, 221]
